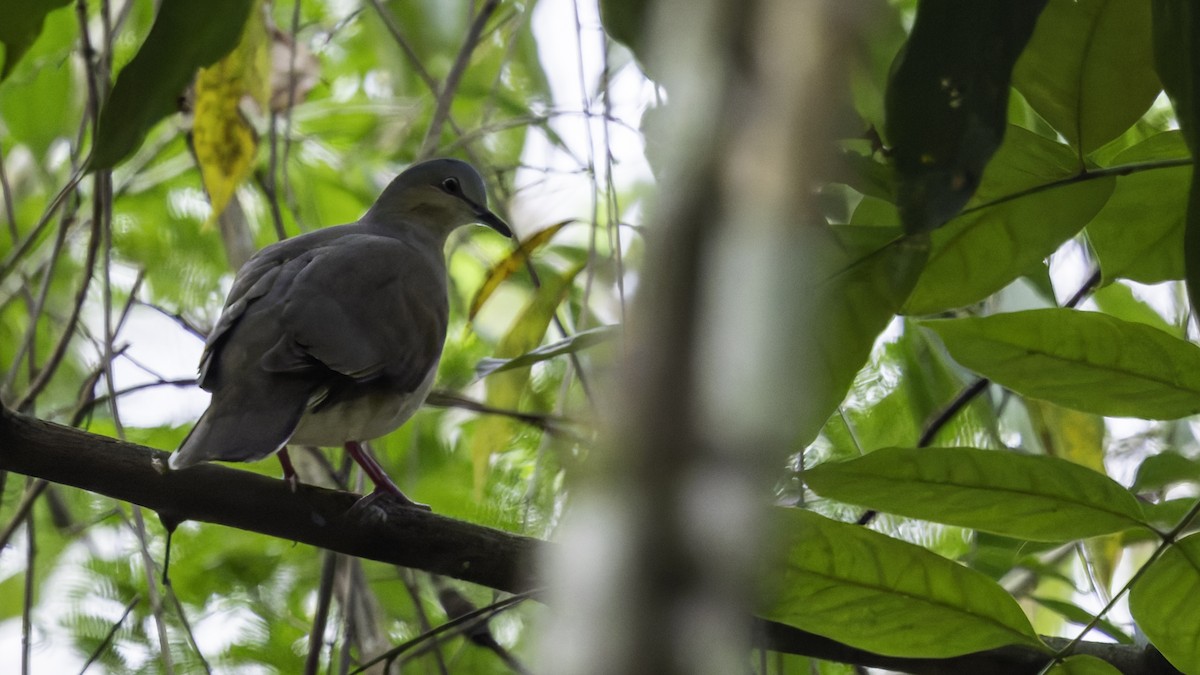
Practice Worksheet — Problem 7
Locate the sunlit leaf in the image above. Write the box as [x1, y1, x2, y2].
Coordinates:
[1086, 131, 1191, 285]
[0, 0, 72, 81]
[1132, 452, 1200, 492]
[1014, 0, 1160, 157]
[903, 126, 1115, 314]
[922, 309, 1200, 419]
[1031, 597, 1134, 644]
[805, 446, 1148, 541]
[1130, 534, 1200, 674]
[475, 324, 617, 379]
[763, 508, 1046, 658]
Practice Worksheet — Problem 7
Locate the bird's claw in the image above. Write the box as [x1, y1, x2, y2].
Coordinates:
[344, 488, 431, 522]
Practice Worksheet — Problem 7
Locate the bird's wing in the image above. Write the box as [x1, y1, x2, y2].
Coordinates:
[260, 234, 450, 394]
[197, 246, 290, 390]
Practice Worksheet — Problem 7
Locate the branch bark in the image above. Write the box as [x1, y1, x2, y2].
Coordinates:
[0, 406, 1179, 675]
[0, 405, 540, 595]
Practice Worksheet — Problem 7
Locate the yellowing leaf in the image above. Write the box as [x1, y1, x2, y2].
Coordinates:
[469, 219, 574, 320]
[193, 1, 270, 227]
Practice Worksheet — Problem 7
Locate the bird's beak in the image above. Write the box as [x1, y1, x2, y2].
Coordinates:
[474, 206, 512, 238]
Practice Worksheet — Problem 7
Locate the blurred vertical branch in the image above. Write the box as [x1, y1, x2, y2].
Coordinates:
[543, 0, 859, 672]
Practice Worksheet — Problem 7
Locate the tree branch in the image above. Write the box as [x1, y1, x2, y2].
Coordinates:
[0, 405, 540, 595]
[0, 405, 1179, 675]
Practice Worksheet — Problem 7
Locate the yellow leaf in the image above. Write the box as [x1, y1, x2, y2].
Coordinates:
[192, 0, 270, 227]
[469, 219, 574, 320]
[1026, 399, 1121, 587]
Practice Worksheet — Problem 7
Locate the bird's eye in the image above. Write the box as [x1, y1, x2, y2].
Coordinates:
[441, 177, 461, 194]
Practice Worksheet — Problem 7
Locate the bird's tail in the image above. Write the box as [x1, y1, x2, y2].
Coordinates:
[170, 380, 309, 470]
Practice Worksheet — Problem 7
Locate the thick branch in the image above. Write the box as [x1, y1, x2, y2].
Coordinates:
[0, 406, 1179, 675]
[0, 406, 540, 595]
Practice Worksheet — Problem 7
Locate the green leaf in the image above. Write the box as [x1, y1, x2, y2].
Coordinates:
[1089, 279, 1183, 336]
[1086, 131, 1192, 285]
[0, 0, 72, 81]
[91, 0, 256, 170]
[795, 230, 929, 445]
[763, 508, 1046, 658]
[1132, 452, 1200, 492]
[886, 0, 1048, 233]
[805, 447, 1147, 541]
[904, 127, 1115, 314]
[1014, 0, 1160, 157]
[1130, 534, 1200, 674]
[475, 325, 617, 379]
[922, 309, 1200, 419]
[1045, 654, 1125, 675]
[1030, 597, 1134, 643]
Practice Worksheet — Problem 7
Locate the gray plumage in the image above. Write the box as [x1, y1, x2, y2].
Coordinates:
[171, 158, 510, 477]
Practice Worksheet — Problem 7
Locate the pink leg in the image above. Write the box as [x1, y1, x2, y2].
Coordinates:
[345, 441, 429, 510]
[277, 448, 300, 492]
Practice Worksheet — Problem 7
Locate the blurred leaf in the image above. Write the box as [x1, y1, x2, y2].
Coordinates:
[846, 0, 907, 142]
[598, 0, 650, 66]
[0, 7, 78, 156]
[1087, 131, 1191, 285]
[923, 309, 1200, 419]
[1014, 0, 1160, 157]
[1153, 1, 1200, 150]
[476, 324, 617, 379]
[470, 219, 573, 320]
[887, 0, 1048, 232]
[193, 0, 270, 225]
[1045, 655, 1124, 675]
[1024, 398, 1123, 585]
[1031, 597, 1133, 644]
[763, 508, 1045, 658]
[805, 446, 1147, 541]
[1132, 452, 1200, 492]
[92, 0, 256, 169]
[1152, 2, 1200, 318]
[903, 126, 1115, 314]
[1025, 399, 1105, 470]
[1130, 534, 1200, 674]
[469, 262, 584, 494]
[1089, 280, 1182, 336]
[0, 0, 72, 81]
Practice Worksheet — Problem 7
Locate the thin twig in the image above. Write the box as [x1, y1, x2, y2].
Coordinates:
[1, 206, 73, 396]
[417, 0, 500, 159]
[306, 550, 339, 675]
[0, 142, 17, 241]
[365, 0, 439, 94]
[351, 591, 537, 674]
[21, 479, 35, 675]
[78, 595, 140, 674]
[0, 478, 49, 553]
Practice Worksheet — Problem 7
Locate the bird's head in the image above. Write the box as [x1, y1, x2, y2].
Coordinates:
[367, 158, 512, 239]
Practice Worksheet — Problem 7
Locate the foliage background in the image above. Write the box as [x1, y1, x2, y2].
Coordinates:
[3, 0, 1200, 674]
